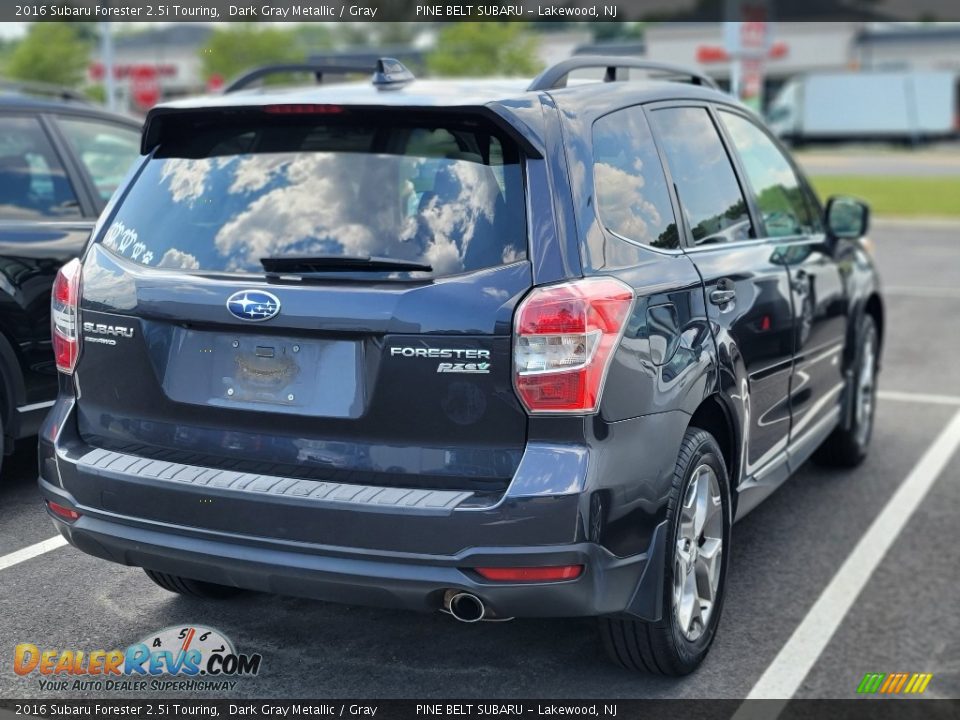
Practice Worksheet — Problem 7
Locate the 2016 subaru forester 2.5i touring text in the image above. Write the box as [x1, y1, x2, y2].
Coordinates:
[40, 58, 883, 675]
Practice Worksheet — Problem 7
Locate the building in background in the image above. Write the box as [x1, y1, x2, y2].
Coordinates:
[88, 25, 211, 113]
[854, 24, 960, 72]
[84, 22, 960, 115]
[623, 22, 960, 108]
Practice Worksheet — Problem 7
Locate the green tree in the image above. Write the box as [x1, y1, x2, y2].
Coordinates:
[289, 24, 335, 57]
[426, 23, 542, 78]
[6, 23, 91, 87]
[200, 25, 303, 83]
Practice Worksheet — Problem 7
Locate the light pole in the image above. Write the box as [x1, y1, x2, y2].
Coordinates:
[100, 20, 116, 112]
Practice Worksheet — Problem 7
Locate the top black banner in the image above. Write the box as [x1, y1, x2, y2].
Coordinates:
[5, 0, 960, 23]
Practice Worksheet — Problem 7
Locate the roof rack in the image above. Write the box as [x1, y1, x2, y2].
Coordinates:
[0, 78, 90, 103]
[223, 62, 373, 93]
[528, 56, 719, 92]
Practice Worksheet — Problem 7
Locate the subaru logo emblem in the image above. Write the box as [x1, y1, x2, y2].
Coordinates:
[226, 290, 281, 322]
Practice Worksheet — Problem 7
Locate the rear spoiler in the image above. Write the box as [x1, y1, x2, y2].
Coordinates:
[140, 104, 544, 158]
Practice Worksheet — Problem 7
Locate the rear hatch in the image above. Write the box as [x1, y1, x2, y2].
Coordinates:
[74, 107, 532, 500]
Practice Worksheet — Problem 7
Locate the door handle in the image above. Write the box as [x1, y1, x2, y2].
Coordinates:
[710, 279, 736, 306]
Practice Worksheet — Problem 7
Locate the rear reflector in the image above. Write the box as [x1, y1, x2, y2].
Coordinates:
[474, 565, 584, 582]
[513, 277, 634, 414]
[51, 258, 82, 375]
[46, 501, 81, 522]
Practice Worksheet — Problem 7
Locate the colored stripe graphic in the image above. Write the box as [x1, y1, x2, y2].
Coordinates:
[857, 673, 886, 693]
[857, 672, 932, 694]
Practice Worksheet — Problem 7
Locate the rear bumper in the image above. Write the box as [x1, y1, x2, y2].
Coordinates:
[39, 399, 680, 620]
[42, 484, 663, 618]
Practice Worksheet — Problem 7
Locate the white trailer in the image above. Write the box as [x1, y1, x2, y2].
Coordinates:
[767, 70, 959, 143]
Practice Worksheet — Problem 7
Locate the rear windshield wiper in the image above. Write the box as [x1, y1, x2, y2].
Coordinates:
[260, 255, 433, 275]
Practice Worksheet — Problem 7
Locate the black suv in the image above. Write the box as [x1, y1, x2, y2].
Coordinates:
[39, 58, 883, 675]
[0, 81, 140, 473]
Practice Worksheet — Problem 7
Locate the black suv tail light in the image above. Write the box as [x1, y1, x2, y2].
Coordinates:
[52, 259, 81, 375]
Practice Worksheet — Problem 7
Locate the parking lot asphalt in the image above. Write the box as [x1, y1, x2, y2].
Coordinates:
[1, 221, 958, 700]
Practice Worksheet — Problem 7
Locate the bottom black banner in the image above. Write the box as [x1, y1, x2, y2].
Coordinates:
[2, 700, 960, 720]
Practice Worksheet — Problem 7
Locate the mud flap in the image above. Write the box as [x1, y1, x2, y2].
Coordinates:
[623, 518, 669, 621]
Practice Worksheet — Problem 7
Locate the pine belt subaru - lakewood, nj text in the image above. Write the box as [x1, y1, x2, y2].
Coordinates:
[39, 58, 883, 675]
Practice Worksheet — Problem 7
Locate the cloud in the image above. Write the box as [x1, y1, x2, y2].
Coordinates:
[594, 162, 668, 243]
[212, 154, 505, 274]
[157, 248, 200, 270]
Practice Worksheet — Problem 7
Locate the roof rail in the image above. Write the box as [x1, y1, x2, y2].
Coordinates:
[0, 78, 90, 103]
[223, 62, 373, 93]
[527, 56, 719, 92]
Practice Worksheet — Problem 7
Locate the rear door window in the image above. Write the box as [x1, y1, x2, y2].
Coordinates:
[592, 106, 678, 249]
[99, 114, 527, 279]
[0, 115, 81, 220]
[648, 107, 752, 246]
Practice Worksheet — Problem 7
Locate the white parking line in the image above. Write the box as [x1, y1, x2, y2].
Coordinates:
[743, 408, 960, 700]
[0, 535, 68, 572]
[878, 390, 960, 406]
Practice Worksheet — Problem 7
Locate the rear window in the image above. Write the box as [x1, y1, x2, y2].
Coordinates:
[99, 114, 527, 278]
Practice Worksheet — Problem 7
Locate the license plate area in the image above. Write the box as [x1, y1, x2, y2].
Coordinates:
[163, 328, 363, 418]
[216, 335, 316, 407]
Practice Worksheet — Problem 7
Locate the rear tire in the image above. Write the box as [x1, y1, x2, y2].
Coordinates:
[143, 569, 243, 600]
[813, 315, 878, 468]
[599, 428, 731, 675]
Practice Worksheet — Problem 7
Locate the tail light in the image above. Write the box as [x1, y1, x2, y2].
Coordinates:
[513, 277, 634, 414]
[52, 259, 82, 375]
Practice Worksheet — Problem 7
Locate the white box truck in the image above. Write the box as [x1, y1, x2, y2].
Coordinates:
[767, 70, 959, 144]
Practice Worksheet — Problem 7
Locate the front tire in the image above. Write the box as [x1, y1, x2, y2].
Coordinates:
[814, 314, 878, 468]
[144, 569, 243, 600]
[599, 428, 731, 675]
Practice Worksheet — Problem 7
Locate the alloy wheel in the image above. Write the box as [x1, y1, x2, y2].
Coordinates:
[673, 463, 723, 642]
[855, 330, 877, 445]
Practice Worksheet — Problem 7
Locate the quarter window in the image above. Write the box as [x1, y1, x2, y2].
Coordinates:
[719, 110, 819, 237]
[649, 107, 752, 246]
[0, 116, 80, 219]
[592, 107, 678, 249]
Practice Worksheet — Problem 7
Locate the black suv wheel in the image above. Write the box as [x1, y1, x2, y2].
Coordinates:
[600, 428, 730, 675]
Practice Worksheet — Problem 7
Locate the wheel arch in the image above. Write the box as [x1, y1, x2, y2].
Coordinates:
[686, 394, 740, 515]
[864, 292, 884, 360]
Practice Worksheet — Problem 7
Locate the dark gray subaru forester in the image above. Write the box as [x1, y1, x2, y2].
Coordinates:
[40, 58, 883, 675]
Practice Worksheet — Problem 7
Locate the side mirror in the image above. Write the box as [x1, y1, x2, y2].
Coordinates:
[825, 196, 870, 239]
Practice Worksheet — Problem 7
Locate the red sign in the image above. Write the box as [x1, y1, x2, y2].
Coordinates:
[130, 65, 161, 109]
[89, 62, 178, 81]
[207, 73, 225, 93]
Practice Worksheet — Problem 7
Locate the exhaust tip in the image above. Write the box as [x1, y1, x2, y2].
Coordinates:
[447, 592, 486, 623]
